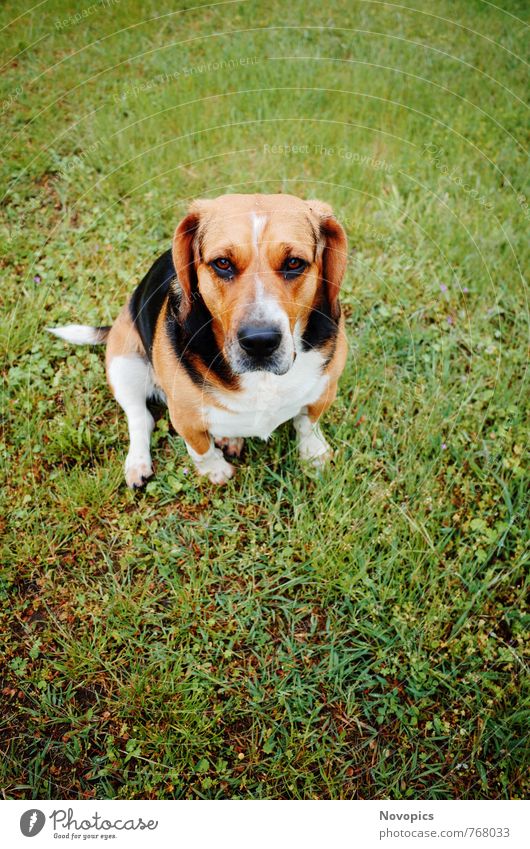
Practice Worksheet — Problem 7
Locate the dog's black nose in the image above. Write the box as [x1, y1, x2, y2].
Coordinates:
[238, 324, 282, 358]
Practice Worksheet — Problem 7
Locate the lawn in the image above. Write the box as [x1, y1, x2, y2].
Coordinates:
[1, 0, 528, 800]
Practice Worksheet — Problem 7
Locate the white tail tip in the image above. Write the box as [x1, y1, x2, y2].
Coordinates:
[47, 324, 110, 345]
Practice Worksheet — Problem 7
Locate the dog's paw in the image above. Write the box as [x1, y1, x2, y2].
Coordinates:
[304, 447, 333, 470]
[298, 427, 333, 469]
[198, 448, 235, 484]
[214, 436, 245, 458]
[125, 455, 153, 489]
[189, 443, 235, 485]
[206, 458, 235, 485]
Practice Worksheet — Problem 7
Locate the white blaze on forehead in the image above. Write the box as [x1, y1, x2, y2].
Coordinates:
[247, 212, 289, 335]
[251, 213, 267, 253]
[250, 214, 279, 318]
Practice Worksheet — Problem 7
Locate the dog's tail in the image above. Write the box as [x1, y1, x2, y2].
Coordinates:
[46, 324, 111, 345]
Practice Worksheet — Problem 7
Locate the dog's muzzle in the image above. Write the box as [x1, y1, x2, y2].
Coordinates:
[229, 322, 293, 374]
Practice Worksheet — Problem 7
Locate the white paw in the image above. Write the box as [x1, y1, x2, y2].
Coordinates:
[125, 455, 153, 488]
[206, 456, 235, 484]
[297, 421, 333, 469]
[187, 442, 235, 485]
[214, 436, 245, 458]
[305, 446, 333, 469]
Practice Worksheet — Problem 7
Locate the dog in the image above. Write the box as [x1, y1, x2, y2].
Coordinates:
[48, 193, 348, 487]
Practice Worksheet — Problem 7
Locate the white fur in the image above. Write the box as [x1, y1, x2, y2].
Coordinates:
[251, 213, 267, 252]
[252, 275, 287, 322]
[252, 276, 291, 348]
[108, 355, 156, 488]
[294, 409, 332, 467]
[47, 325, 105, 345]
[205, 349, 329, 440]
[186, 439, 234, 484]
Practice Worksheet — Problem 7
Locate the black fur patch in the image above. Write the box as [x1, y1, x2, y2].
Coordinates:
[166, 288, 237, 389]
[301, 290, 339, 355]
[129, 249, 175, 359]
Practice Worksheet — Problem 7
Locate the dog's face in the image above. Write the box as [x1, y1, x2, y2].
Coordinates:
[172, 193, 347, 375]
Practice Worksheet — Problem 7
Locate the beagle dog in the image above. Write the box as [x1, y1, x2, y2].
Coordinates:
[49, 193, 348, 487]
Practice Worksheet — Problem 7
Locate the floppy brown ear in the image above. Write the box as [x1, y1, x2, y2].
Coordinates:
[306, 201, 348, 320]
[320, 214, 348, 321]
[171, 212, 201, 319]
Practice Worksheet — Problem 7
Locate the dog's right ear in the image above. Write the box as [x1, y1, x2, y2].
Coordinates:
[305, 199, 348, 322]
[172, 204, 206, 319]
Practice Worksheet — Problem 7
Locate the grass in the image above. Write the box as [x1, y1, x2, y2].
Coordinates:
[1, 0, 528, 800]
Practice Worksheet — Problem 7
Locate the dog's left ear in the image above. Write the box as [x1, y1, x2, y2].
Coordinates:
[172, 202, 208, 319]
[306, 200, 348, 321]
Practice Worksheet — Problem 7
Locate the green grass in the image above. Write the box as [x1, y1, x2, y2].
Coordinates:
[1, 0, 528, 800]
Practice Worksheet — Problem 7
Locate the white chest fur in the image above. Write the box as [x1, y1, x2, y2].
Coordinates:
[205, 350, 329, 440]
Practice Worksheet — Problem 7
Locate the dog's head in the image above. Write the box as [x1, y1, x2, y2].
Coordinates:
[172, 193, 347, 376]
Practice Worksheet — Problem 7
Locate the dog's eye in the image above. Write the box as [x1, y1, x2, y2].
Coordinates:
[210, 257, 235, 279]
[281, 257, 307, 280]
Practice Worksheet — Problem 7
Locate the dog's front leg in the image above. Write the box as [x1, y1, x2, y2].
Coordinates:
[294, 408, 332, 469]
[166, 402, 235, 485]
[293, 378, 339, 469]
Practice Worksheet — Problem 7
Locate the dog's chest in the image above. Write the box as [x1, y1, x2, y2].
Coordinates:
[205, 351, 328, 439]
